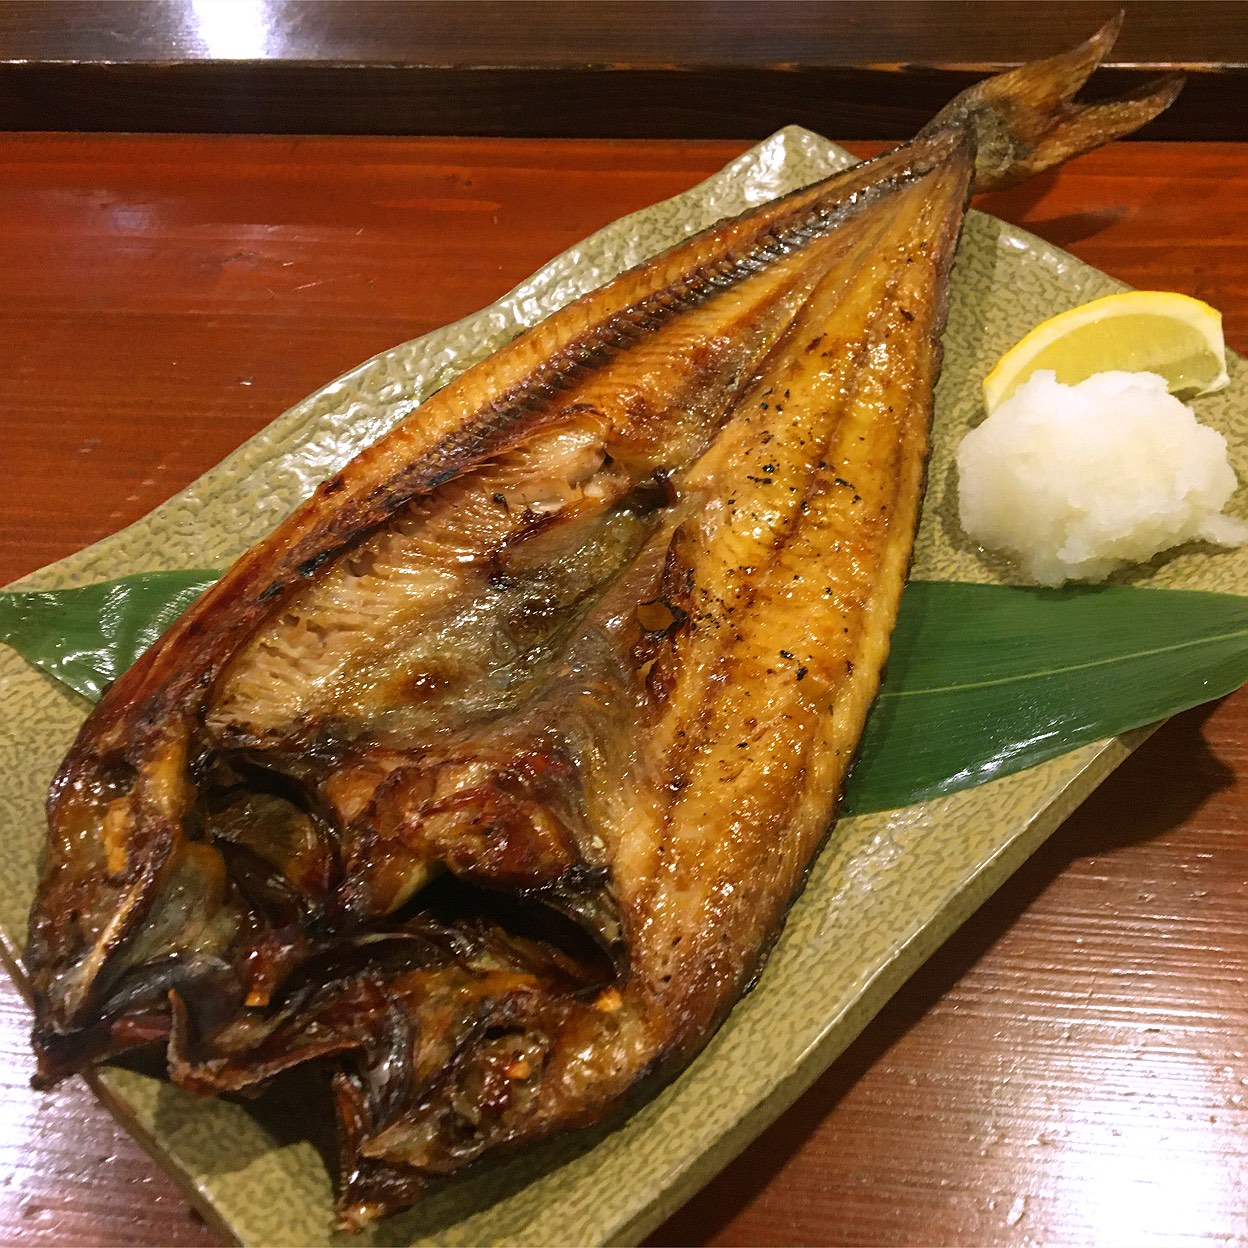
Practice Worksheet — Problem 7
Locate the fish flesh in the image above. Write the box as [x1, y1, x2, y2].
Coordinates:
[25, 20, 1178, 1228]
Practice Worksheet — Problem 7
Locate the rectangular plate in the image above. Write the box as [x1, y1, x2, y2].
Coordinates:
[0, 128, 1245, 1246]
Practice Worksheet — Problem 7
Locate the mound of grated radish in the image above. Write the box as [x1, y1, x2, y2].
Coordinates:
[956, 370, 1248, 586]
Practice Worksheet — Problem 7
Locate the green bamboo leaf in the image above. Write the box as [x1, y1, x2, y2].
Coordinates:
[0, 574, 1243, 815]
[842, 582, 1248, 814]
[0, 571, 220, 702]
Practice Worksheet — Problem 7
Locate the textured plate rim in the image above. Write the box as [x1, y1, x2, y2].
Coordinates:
[0, 127, 1242, 1247]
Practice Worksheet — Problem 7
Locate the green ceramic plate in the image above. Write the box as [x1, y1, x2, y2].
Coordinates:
[0, 129, 1244, 1247]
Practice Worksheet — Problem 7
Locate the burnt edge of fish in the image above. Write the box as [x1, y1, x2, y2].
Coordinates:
[25, 19, 1179, 1230]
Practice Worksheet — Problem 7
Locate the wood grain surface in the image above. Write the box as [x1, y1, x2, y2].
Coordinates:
[1, 1, 1246, 139]
[0, 134, 1245, 1246]
[5, 0, 1246, 65]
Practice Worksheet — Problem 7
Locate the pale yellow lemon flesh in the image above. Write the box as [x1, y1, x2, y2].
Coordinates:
[982, 290, 1229, 412]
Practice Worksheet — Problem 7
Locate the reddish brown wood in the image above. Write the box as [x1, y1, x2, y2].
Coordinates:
[0, 136, 1245, 1246]
[5, 0, 1246, 66]
[651, 694, 1248, 1246]
[0, 1, 1245, 139]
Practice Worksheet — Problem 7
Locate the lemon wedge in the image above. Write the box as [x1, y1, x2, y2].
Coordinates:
[982, 291, 1229, 412]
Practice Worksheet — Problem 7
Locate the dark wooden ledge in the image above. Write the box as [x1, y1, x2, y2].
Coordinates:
[1, 0, 1246, 138]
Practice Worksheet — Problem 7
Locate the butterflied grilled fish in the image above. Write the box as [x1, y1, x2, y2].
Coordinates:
[26, 20, 1178, 1228]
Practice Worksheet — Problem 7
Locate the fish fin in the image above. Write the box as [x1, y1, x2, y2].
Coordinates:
[919, 13, 1183, 191]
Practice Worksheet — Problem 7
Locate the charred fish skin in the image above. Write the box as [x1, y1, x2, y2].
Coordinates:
[25, 19, 1178, 1229]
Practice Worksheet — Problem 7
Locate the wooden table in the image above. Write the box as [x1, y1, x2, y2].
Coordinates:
[0, 134, 1245, 1246]
[3, 0, 1248, 140]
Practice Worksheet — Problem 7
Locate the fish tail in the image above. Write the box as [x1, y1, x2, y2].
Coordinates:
[919, 12, 1183, 191]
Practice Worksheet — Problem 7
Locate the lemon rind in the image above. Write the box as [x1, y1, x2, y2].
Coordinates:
[981, 291, 1228, 412]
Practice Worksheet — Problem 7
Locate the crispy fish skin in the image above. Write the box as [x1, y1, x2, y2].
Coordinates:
[25, 19, 1178, 1229]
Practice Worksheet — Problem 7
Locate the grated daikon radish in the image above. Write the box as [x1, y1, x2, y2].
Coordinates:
[956, 370, 1248, 586]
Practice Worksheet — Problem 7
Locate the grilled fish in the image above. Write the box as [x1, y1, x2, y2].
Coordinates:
[26, 20, 1178, 1228]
